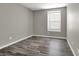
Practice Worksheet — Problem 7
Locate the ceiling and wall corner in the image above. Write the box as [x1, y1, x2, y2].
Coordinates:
[20, 3, 68, 11]
[19, 3, 67, 37]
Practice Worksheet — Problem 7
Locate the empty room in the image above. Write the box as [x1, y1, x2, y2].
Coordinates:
[0, 3, 79, 56]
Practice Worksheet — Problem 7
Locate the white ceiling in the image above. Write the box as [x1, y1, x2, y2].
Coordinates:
[20, 3, 67, 10]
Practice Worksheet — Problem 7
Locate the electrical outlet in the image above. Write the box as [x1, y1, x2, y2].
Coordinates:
[9, 37, 12, 40]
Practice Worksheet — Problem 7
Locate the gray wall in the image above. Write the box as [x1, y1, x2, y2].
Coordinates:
[33, 7, 67, 37]
[67, 3, 79, 56]
[0, 4, 33, 48]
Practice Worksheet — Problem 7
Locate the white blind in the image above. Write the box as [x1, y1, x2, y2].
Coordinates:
[47, 10, 61, 32]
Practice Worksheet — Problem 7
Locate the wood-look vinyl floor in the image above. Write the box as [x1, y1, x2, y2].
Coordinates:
[0, 36, 73, 56]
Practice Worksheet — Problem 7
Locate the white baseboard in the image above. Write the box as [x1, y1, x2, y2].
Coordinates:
[67, 40, 76, 56]
[0, 35, 66, 50]
[0, 34, 75, 56]
[33, 35, 66, 39]
[0, 35, 33, 50]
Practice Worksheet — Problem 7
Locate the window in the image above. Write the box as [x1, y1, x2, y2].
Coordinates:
[47, 10, 61, 32]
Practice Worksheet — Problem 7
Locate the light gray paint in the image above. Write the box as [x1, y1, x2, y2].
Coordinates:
[67, 3, 79, 56]
[33, 7, 67, 37]
[0, 4, 33, 48]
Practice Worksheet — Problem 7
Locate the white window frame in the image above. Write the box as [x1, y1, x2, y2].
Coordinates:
[47, 10, 61, 32]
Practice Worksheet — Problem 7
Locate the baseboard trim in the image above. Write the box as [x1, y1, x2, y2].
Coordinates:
[33, 35, 66, 39]
[0, 34, 75, 56]
[0, 35, 33, 50]
[67, 40, 76, 56]
[0, 35, 66, 50]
